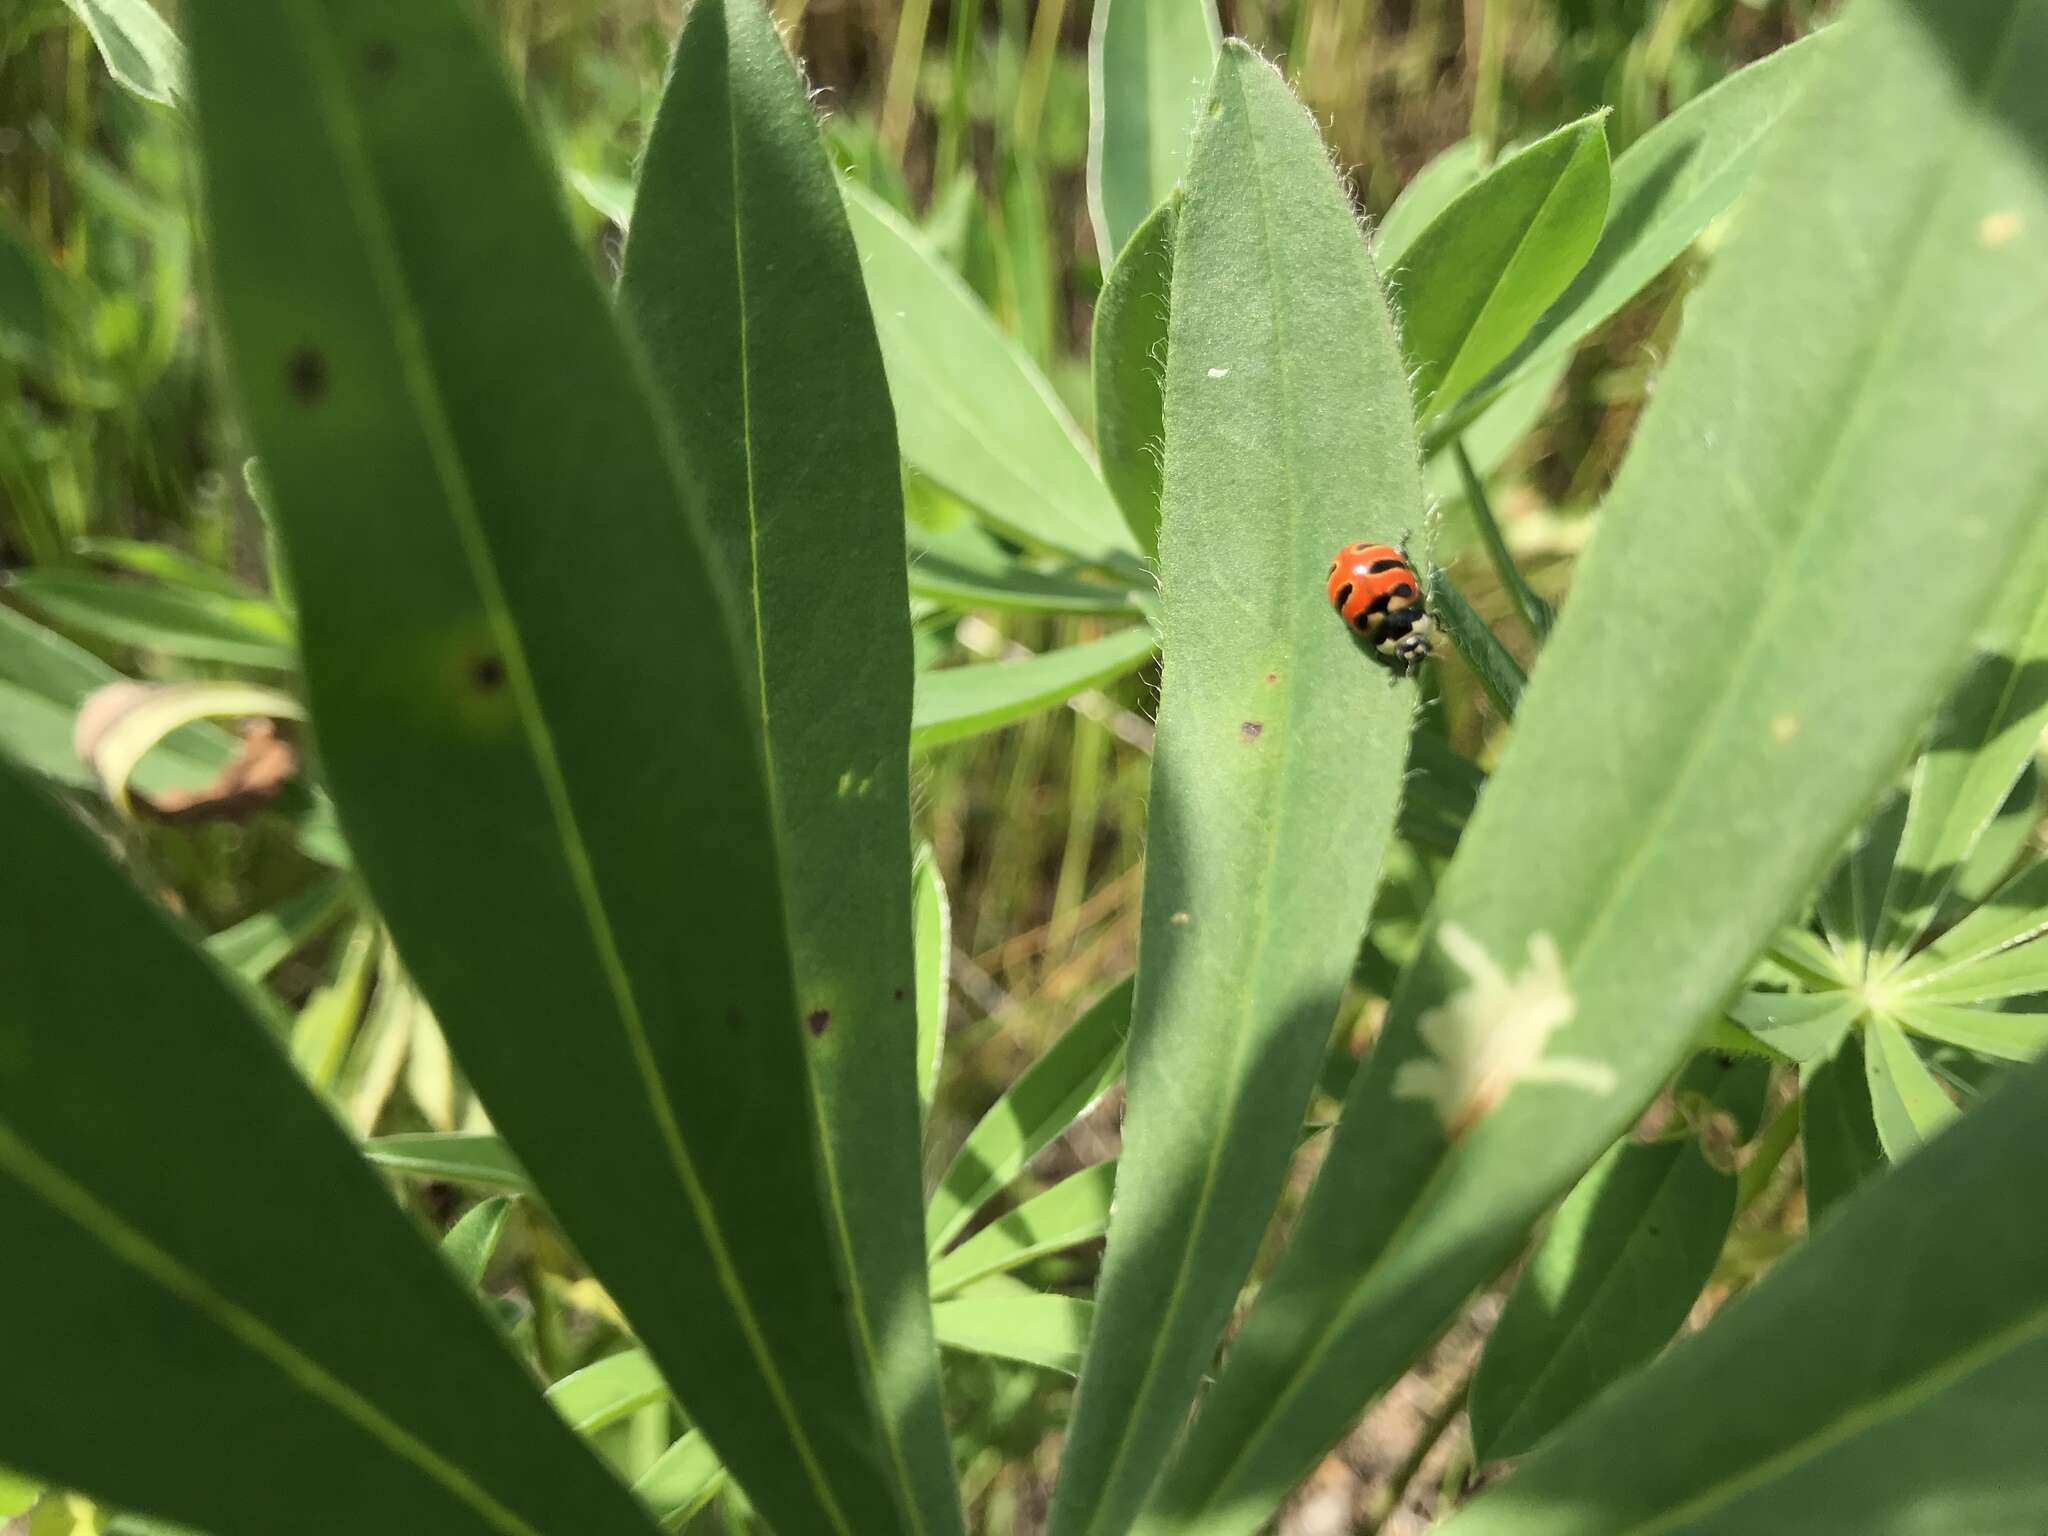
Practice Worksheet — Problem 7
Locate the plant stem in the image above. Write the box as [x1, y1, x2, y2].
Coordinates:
[935, 0, 984, 189]
[1452, 437, 1553, 643]
[1469, 0, 1513, 159]
[881, 0, 935, 159]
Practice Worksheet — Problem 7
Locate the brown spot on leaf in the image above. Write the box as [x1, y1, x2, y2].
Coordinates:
[1240, 721, 1263, 741]
[807, 1009, 831, 1037]
[363, 38, 400, 81]
[1264, 672, 1278, 685]
[893, 986, 907, 1002]
[285, 347, 328, 404]
[468, 654, 507, 693]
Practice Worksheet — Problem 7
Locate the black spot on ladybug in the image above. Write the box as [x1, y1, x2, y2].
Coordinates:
[1353, 612, 1376, 633]
[1366, 558, 1406, 574]
[1333, 582, 1354, 610]
[285, 347, 328, 404]
[363, 38, 400, 81]
[807, 1008, 831, 1037]
[1240, 721, 1263, 741]
[468, 653, 507, 693]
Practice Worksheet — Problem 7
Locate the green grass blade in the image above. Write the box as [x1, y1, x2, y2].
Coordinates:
[1801, 1032, 1885, 1226]
[1864, 1016, 1960, 1159]
[0, 760, 656, 1536]
[1085, 0, 1217, 265]
[1432, 30, 1834, 438]
[7, 570, 296, 669]
[1140, 2, 2048, 1526]
[1878, 523, 2048, 960]
[1092, 196, 1177, 559]
[1437, 1050, 2048, 1536]
[913, 846, 950, 1119]
[1048, 46, 1421, 1536]
[1450, 440, 1553, 642]
[934, 1294, 1094, 1377]
[1427, 564, 1526, 719]
[927, 977, 1131, 1254]
[633, 1434, 727, 1531]
[546, 1353, 673, 1438]
[843, 183, 1138, 569]
[1893, 1002, 2048, 1063]
[364, 1134, 534, 1199]
[928, 1159, 1117, 1297]
[203, 875, 351, 980]
[908, 524, 1145, 616]
[1389, 114, 1610, 422]
[618, 5, 959, 1530]
[1470, 1056, 1768, 1462]
[911, 627, 1157, 751]
[186, 2, 911, 1529]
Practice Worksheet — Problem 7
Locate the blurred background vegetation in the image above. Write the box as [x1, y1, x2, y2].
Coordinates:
[1, 1, 1835, 1530]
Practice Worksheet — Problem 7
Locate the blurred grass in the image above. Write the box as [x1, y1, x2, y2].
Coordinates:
[1, 1, 1836, 1529]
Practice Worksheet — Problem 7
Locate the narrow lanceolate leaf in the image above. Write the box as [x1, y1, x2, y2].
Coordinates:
[1894, 1001, 2048, 1063]
[1892, 859, 2048, 1003]
[363, 1134, 533, 1198]
[61, 0, 186, 104]
[1878, 521, 2048, 960]
[1049, 46, 1421, 1536]
[928, 1159, 1118, 1297]
[912, 847, 950, 1118]
[927, 977, 1131, 1255]
[1092, 197, 1177, 559]
[907, 523, 1145, 616]
[934, 1294, 1094, 1377]
[1864, 1016, 1960, 1159]
[188, 2, 910, 1531]
[546, 1353, 673, 1438]
[1440, 1051, 2048, 1536]
[441, 1196, 516, 1289]
[1801, 1031, 1884, 1226]
[1389, 114, 1610, 422]
[1426, 566, 1525, 720]
[1437, 30, 1834, 436]
[8, 570, 296, 670]
[634, 1435, 728, 1531]
[204, 875, 350, 980]
[1086, 0, 1218, 265]
[619, 5, 959, 1531]
[0, 761, 656, 1536]
[911, 627, 1157, 751]
[843, 184, 1139, 570]
[1470, 1055, 1768, 1462]
[1373, 137, 1489, 269]
[1141, 5, 2048, 1530]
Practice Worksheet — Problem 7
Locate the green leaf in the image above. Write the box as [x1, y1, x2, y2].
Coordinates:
[929, 1159, 1117, 1298]
[204, 876, 351, 980]
[188, 0, 917, 1526]
[1864, 1016, 1961, 1159]
[1086, 0, 1218, 264]
[912, 846, 950, 1119]
[1470, 1056, 1768, 1462]
[1373, 136, 1489, 269]
[633, 1433, 728, 1531]
[1893, 1001, 2048, 1063]
[907, 521, 1144, 616]
[1725, 990, 1859, 1067]
[0, 759, 656, 1536]
[1436, 1049, 2048, 1536]
[843, 182, 1139, 569]
[0, 1468, 37, 1520]
[61, 0, 186, 104]
[7, 570, 296, 670]
[1138, 1, 2048, 1526]
[289, 917, 379, 1092]
[1878, 523, 2048, 960]
[1049, 46, 1421, 1536]
[1893, 859, 2048, 1003]
[1449, 441, 1553, 642]
[1426, 565, 1525, 719]
[934, 1294, 1094, 1377]
[1435, 30, 1834, 437]
[546, 1352, 673, 1438]
[911, 627, 1157, 751]
[1389, 114, 1611, 422]
[1800, 1030, 1885, 1226]
[1091, 197, 1176, 559]
[441, 1196, 515, 1289]
[363, 1134, 534, 1199]
[618, 4, 959, 1530]
[927, 977, 1131, 1255]
[1400, 728, 1486, 857]
[74, 538, 268, 602]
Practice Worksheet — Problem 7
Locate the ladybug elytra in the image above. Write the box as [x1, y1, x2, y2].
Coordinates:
[1327, 541, 1432, 672]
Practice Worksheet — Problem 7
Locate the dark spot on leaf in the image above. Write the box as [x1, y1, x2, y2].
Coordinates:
[807, 1008, 831, 1037]
[893, 986, 907, 1002]
[1264, 672, 1278, 685]
[285, 347, 328, 403]
[1240, 721, 1263, 741]
[363, 38, 400, 81]
[469, 654, 507, 692]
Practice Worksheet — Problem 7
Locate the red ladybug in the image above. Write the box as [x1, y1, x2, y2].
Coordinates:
[1327, 542, 1432, 671]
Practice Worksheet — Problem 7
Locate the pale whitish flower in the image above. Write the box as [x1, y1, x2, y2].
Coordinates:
[1393, 925, 1616, 1138]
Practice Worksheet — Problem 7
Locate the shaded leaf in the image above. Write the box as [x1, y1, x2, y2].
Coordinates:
[1801, 1030, 1883, 1227]
[929, 1160, 1117, 1298]
[1092, 196, 1177, 558]
[441, 1196, 515, 1289]
[61, 0, 186, 104]
[911, 627, 1157, 751]
[363, 1134, 533, 1199]
[8, 570, 295, 670]
[1086, 0, 1217, 263]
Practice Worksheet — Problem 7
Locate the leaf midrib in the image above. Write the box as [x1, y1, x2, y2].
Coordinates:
[0, 1122, 544, 1536]
[1179, 10, 2029, 1514]
[289, 6, 854, 1527]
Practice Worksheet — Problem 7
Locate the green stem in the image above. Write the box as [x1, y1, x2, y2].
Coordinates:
[1452, 437, 1552, 643]
[880, 0, 936, 160]
[1469, 0, 1513, 159]
[934, 0, 984, 189]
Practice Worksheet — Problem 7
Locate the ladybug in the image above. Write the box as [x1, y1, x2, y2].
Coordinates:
[1327, 541, 1432, 671]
